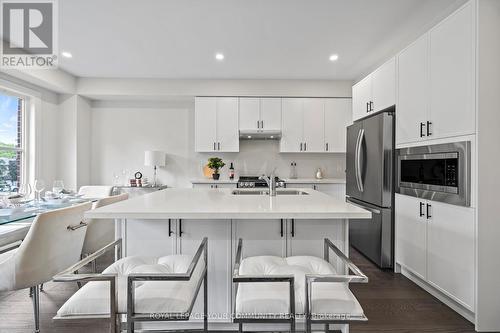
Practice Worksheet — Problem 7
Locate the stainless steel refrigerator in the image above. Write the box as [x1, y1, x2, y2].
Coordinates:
[346, 108, 395, 269]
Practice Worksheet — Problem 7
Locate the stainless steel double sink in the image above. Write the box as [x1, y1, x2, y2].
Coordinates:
[231, 189, 309, 196]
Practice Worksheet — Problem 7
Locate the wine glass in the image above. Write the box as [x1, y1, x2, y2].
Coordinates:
[34, 179, 46, 204]
[18, 183, 32, 201]
[52, 180, 64, 195]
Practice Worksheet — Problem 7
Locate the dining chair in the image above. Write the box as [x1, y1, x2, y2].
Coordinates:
[78, 186, 114, 199]
[0, 202, 92, 333]
[81, 193, 129, 272]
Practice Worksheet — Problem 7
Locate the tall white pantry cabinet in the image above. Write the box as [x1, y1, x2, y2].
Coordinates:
[388, 1, 500, 331]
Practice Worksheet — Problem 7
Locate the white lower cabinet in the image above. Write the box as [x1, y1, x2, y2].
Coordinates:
[395, 194, 427, 279]
[177, 219, 232, 321]
[233, 219, 286, 257]
[426, 201, 475, 310]
[286, 219, 343, 259]
[395, 194, 475, 310]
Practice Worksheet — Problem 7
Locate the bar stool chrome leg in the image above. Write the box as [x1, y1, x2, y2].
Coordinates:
[238, 323, 243, 333]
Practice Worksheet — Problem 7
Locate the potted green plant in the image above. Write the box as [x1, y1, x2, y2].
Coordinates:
[207, 157, 225, 180]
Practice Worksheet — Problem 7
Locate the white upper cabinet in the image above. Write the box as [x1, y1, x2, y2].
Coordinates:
[239, 97, 282, 132]
[397, 34, 430, 144]
[352, 76, 372, 121]
[260, 98, 282, 131]
[239, 97, 260, 131]
[352, 57, 396, 122]
[280, 98, 303, 152]
[195, 97, 218, 152]
[324, 99, 352, 152]
[396, 2, 475, 145]
[281, 98, 350, 153]
[303, 98, 325, 152]
[195, 97, 239, 152]
[371, 57, 396, 113]
[429, 2, 475, 140]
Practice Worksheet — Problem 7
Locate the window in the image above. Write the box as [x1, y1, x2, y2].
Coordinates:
[0, 92, 25, 194]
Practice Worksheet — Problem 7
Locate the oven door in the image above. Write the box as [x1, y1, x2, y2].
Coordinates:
[396, 141, 471, 207]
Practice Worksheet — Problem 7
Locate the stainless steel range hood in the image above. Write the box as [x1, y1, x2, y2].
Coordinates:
[239, 130, 282, 140]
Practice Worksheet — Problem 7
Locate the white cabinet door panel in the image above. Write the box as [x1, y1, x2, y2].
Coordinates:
[216, 97, 239, 152]
[303, 98, 325, 153]
[178, 220, 232, 320]
[260, 98, 281, 131]
[324, 98, 351, 152]
[280, 98, 303, 152]
[426, 202, 475, 310]
[315, 184, 346, 201]
[195, 97, 217, 152]
[233, 219, 286, 257]
[352, 76, 372, 121]
[395, 194, 427, 280]
[429, 3, 475, 139]
[371, 57, 396, 112]
[239, 98, 260, 131]
[397, 35, 429, 144]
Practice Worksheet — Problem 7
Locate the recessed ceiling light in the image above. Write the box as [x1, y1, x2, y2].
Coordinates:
[61, 51, 72, 58]
[329, 54, 339, 62]
[215, 53, 225, 61]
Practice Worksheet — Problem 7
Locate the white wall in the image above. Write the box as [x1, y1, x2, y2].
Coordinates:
[90, 100, 346, 188]
[476, 0, 500, 331]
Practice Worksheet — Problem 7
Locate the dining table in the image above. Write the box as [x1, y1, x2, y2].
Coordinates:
[0, 197, 98, 251]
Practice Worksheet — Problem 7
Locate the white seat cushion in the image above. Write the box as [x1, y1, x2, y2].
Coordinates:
[235, 255, 364, 320]
[57, 254, 204, 317]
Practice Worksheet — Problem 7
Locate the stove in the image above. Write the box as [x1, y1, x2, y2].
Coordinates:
[237, 176, 285, 188]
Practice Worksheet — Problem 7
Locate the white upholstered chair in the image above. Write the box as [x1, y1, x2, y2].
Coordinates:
[54, 237, 208, 333]
[78, 185, 114, 199]
[233, 238, 368, 333]
[0, 202, 92, 332]
[82, 193, 129, 271]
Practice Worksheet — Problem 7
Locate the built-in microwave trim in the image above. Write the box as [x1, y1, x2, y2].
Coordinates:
[396, 141, 471, 207]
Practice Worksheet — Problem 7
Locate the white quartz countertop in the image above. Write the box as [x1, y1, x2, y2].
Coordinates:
[283, 178, 346, 184]
[190, 178, 346, 184]
[85, 188, 370, 220]
[190, 179, 238, 184]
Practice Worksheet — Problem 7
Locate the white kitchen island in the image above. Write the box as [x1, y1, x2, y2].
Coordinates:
[85, 188, 371, 331]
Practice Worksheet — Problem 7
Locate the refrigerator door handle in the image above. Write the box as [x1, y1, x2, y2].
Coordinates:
[346, 197, 381, 215]
[355, 128, 365, 192]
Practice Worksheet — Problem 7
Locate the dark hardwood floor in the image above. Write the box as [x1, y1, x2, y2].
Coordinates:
[0, 249, 476, 332]
[349, 247, 476, 333]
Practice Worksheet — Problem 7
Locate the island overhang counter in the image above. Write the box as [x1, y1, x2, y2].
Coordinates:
[84, 188, 371, 331]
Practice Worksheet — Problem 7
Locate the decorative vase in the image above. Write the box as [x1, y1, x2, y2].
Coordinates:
[212, 172, 220, 180]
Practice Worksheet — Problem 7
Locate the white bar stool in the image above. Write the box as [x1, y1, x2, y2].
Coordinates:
[233, 238, 368, 333]
[54, 237, 208, 333]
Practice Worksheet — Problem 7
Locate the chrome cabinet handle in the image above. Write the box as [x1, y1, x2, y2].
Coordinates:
[300, 143, 303, 151]
[370, 101, 374, 111]
[178, 219, 183, 237]
[257, 120, 260, 129]
[261, 120, 264, 128]
[67, 221, 87, 231]
[280, 219, 284, 237]
[426, 203, 432, 219]
[426, 121, 432, 136]
[419, 202, 425, 217]
[291, 219, 295, 237]
[218, 142, 220, 150]
[168, 219, 173, 237]
[304, 142, 307, 151]
[214, 142, 216, 150]
[366, 102, 370, 113]
[420, 122, 426, 137]
[326, 142, 329, 151]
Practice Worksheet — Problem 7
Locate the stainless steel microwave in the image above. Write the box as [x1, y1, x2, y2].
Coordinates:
[396, 141, 471, 206]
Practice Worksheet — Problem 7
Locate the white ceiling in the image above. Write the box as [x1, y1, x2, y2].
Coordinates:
[58, 0, 464, 80]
